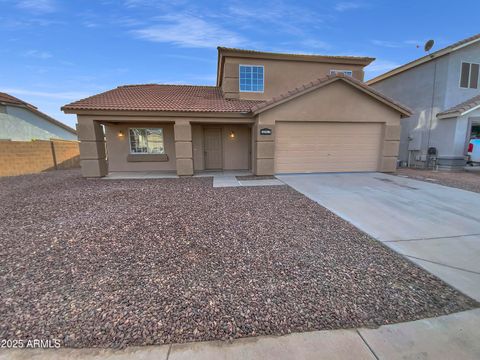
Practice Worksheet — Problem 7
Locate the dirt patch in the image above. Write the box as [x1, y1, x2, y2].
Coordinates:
[396, 168, 480, 193]
[0, 170, 476, 348]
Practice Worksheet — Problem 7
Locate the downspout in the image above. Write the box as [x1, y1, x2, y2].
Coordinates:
[425, 60, 437, 168]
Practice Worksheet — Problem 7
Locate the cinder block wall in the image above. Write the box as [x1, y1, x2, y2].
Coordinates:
[0, 139, 80, 177]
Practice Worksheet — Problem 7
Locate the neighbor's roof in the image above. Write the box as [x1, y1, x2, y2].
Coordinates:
[437, 94, 480, 119]
[367, 33, 480, 85]
[62, 84, 264, 113]
[0, 91, 77, 135]
[251, 73, 412, 117]
[217, 47, 375, 65]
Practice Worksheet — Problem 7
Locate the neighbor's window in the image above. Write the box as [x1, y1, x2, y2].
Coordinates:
[239, 65, 264, 92]
[330, 69, 353, 76]
[129, 128, 165, 154]
[460, 62, 479, 89]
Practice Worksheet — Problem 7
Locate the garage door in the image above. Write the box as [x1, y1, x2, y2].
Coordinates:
[275, 122, 383, 173]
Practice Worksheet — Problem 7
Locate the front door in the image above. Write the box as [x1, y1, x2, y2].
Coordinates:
[204, 128, 223, 169]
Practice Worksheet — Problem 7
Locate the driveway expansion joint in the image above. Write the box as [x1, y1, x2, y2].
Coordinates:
[383, 233, 480, 243]
[404, 255, 480, 275]
[356, 329, 379, 360]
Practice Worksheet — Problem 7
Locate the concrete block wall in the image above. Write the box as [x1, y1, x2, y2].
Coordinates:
[0, 139, 79, 177]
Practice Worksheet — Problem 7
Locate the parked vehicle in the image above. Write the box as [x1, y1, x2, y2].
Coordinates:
[467, 139, 480, 165]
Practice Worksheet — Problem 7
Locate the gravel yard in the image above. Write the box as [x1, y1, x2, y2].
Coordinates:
[0, 170, 477, 348]
[397, 168, 480, 193]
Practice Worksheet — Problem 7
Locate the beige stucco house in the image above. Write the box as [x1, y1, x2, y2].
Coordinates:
[62, 47, 411, 177]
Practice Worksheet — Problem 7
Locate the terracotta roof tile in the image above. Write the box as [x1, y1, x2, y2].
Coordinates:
[437, 94, 480, 117]
[0, 92, 35, 108]
[62, 84, 265, 113]
[251, 73, 412, 116]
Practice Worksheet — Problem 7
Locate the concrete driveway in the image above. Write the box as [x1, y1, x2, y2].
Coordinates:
[278, 172, 480, 301]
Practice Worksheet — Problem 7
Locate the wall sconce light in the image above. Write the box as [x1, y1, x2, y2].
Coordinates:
[118, 130, 125, 138]
[229, 131, 235, 139]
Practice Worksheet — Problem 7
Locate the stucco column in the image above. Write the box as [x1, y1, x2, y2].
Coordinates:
[174, 120, 193, 176]
[380, 124, 401, 172]
[254, 118, 275, 175]
[77, 116, 107, 177]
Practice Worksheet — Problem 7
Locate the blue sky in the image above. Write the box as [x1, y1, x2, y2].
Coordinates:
[1, 0, 479, 128]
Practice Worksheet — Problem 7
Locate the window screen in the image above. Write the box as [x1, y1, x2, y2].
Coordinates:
[460, 62, 479, 89]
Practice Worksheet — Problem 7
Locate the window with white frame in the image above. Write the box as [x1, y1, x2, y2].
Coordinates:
[129, 128, 165, 154]
[460, 62, 479, 89]
[330, 69, 353, 76]
[239, 65, 264, 92]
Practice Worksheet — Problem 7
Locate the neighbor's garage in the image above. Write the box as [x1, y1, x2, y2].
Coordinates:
[275, 122, 383, 173]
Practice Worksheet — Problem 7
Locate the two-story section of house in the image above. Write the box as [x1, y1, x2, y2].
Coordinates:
[368, 34, 480, 170]
[62, 47, 411, 178]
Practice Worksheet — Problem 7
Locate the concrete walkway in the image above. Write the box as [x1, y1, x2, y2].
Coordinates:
[2, 309, 479, 359]
[278, 172, 480, 301]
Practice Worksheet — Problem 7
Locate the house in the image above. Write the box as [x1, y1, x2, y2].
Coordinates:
[62, 47, 411, 177]
[0, 92, 77, 141]
[367, 33, 480, 170]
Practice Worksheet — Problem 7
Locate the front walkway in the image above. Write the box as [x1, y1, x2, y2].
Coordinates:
[3, 309, 479, 359]
[278, 172, 480, 301]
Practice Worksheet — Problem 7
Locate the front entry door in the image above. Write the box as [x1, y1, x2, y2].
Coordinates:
[204, 128, 223, 169]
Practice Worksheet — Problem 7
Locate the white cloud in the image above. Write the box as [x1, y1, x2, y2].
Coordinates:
[132, 14, 246, 48]
[371, 39, 422, 48]
[17, 0, 56, 13]
[24, 50, 53, 59]
[299, 39, 331, 50]
[1, 88, 90, 100]
[364, 59, 401, 79]
[334, 2, 366, 12]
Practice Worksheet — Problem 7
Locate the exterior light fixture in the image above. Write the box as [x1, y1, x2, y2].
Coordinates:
[229, 131, 235, 139]
[118, 130, 124, 138]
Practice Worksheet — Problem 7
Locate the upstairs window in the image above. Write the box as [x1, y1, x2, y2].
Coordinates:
[129, 128, 165, 154]
[330, 69, 353, 76]
[239, 65, 264, 92]
[460, 62, 479, 89]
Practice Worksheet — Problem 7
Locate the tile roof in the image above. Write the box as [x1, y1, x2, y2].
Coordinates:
[62, 84, 265, 113]
[367, 33, 480, 85]
[437, 94, 480, 118]
[251, 73, 412, 116]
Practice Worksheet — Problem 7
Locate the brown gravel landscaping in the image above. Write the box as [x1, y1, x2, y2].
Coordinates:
[0, 170, 477, 348]
[397, 168, 480, 193]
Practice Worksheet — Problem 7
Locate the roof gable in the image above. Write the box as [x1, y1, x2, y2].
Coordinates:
[367, 33, 480, 85]
[437, 94, 480, 119]
[252, 74, 412, 117]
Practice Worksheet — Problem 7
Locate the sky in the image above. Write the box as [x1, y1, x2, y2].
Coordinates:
[1, 0, 479, 128]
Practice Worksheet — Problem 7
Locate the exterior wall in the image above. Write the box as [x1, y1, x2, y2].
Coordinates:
[221, 57, 365, 100]
[0, 139, 80, 177]
[105, 123, 176, 172]
[254, 81, 402, 175]
[0, 105, 77, 141]
[370, 42, 480, 169]
[192, 124, 251, 171]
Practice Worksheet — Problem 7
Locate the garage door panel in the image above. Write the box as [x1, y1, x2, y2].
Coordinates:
[275, 122, 382, 173]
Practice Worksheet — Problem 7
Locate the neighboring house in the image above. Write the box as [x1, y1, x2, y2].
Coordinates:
[62, 47, 411, 177]
[0, 92, 77, 141]
[367, 34, 480, 170]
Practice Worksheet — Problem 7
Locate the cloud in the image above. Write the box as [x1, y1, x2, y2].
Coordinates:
[334, 2, 366, 12]
[299, 39, 331, 50]
[17, 0, 56, 13]
[24, 50, 53, 59]
[371, 39, 422, 48]
[132, 14, 246, 48]
[1, 88, 90, 100]
[364, 59, 401, 79]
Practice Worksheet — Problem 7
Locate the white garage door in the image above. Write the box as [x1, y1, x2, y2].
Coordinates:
[275, 122, 383, 173]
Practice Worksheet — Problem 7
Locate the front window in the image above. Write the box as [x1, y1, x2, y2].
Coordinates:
[239, 65, 264, 92]
[129, 128, 164, 154]
[330, 69, 353, 76]
[460, 62, 479, 89]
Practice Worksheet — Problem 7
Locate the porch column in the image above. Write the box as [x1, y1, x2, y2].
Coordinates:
[77, 116, 107, 177]
[253, 120, 275, 175]
[174, 120, 193, 176]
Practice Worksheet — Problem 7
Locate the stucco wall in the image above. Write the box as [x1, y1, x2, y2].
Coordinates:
[221, 57, 365, 100]
[105, 123, 176, 172]
[1, 105, 77, 141]
[254, 80, 402, 175]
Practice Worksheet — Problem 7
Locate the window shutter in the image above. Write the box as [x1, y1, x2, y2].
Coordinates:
[460, 62, 470, 88]
[470, 63, 479, 89]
